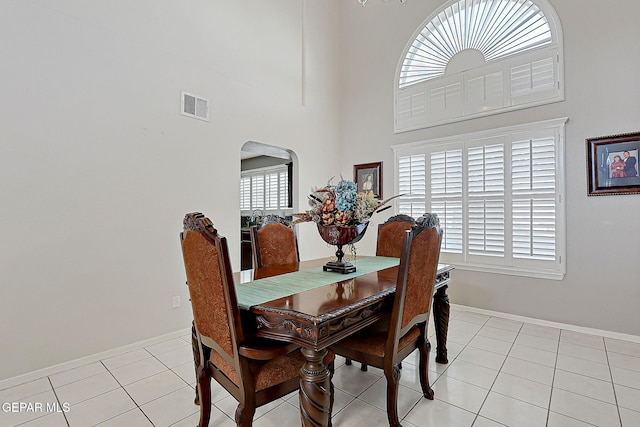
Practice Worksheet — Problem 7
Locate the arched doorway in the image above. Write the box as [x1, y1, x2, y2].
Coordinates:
[240, 141, 298, 269]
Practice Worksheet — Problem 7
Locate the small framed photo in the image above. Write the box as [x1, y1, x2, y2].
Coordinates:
[587, 131, 640, 196]
[354, 162, 382, 198]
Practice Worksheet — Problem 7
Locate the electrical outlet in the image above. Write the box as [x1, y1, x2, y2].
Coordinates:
[172, 296, 181, 308]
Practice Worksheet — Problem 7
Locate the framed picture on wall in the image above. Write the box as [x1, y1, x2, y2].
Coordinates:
[587, 131, 640, 196]
[354, 162, 382, 198]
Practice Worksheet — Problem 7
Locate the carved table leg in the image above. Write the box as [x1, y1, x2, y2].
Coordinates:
[191, 322, 201, 404]
[433, 284, 450, 364]
[299, 347, 332, 427]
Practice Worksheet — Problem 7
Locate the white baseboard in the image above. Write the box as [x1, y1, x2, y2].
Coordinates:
[0, 328, 192, 391]
[452, 304, 640, 344]
[3, 306, 640, 392]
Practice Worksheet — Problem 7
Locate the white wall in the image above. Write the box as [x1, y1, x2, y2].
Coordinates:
[3, 0, 639, 384]
[0, 0, 343, 381]
[339, 0, 640, 336]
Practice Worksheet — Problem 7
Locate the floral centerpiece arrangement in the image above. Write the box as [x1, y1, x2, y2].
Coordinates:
[292, 177, 400, 273]
[292, 177, 397, 227]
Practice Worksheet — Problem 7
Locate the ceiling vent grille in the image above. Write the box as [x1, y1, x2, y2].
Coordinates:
[181, 91, 210, 121]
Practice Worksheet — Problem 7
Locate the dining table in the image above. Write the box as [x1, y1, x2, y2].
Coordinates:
[232, 256, 454, 427]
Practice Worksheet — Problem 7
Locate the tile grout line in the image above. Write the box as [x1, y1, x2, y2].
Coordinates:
[100, 343, 209, 426]
[469, 316, 523, 427]
[398, 311, 461, 425]
[603, 338, 624, 427]
[422, 311, 497, 425]
[47, 376, 70, 427]
[544, 327, 561, 427]
[5, 311, 638, 427]
[96, 359, 157, 427]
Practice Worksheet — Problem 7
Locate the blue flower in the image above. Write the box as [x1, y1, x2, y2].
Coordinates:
[335, 179, 357, 212]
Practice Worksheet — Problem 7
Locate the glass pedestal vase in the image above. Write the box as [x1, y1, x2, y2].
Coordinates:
[316, 223, 368, 273]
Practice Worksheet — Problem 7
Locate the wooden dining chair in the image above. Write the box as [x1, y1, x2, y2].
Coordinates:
[330, 213, 442, 427]
[376, 214, 416, 257]
[250, 215, 299, 268]
[180, 212, 332, 427]
[348, 214, 417, 371]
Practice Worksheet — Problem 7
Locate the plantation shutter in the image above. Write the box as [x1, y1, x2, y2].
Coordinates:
[511, 133, 556, 261]
[428, 78, 463, 122]
[398, 154, 426, 218]
[396, 88, 426, 130]
[264, 172, 279, 209]
[465, 67, 505, 115]
[241, 165, 290, 213]
[393, 117, 565, 279]
[430, 149, 463, 254]
[279, 170, 289, 208]
[240, 177, 251, 210]
[467, 140, 506, 257]
[251, 175, 265, 209]
[395, 0, 563, 131]
[510, 52, 558, 106]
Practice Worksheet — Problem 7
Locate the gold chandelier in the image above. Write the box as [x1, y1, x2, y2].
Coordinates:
[357, 0, 407, 6]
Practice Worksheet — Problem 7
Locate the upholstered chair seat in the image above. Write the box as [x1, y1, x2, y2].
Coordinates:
[208, 347, 308, 391]
[334, 316, 421, 359]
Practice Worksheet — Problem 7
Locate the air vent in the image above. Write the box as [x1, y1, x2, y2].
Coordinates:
[181, 91, 210, 121]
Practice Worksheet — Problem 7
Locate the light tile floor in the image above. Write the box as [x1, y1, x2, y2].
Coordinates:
[2, 308, 640, 426]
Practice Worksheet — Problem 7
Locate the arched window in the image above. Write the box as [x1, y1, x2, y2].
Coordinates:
[395, 0, 563, 131]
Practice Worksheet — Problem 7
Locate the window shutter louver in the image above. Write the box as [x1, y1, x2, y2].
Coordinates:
[465, 70, 505, 114]
[513, 199, 556, 260]
[432, 200, 464, 253]
[429, 80, 463, 122]
[240, 177, 251, 210]
[279, 171, 289, 208]
[251, 175, 265, 209]
[394, 117, 565, 278]
[398, 154, 427, 218]
[510, 54, 557, 105]
[511, 134, 556, 260]
[241, 165, 290, 213]
[431, 149, 464, 253]
[264, 173, 279, 209]
[398, 0, 553, 89]
[467, 143, 505, 257]
[395, 0, 562, 132]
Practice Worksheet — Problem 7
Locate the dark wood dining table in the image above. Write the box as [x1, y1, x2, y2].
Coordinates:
[233, 257, 453, 427]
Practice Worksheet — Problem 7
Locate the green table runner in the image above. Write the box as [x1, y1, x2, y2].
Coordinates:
[236, 256, 400, 309]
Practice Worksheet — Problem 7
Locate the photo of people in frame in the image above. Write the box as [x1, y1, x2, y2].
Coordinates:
[357, 169, 377, 194]
[587, 131, 640, 196]
[361, 173, 374, 192]
[354, 162, 382, 198]
[607, 149, 638, 179]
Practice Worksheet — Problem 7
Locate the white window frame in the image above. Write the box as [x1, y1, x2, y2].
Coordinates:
[394, 0, 564, 132]
[240, 164, 291, 216]
[392, 117, 567, 280]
